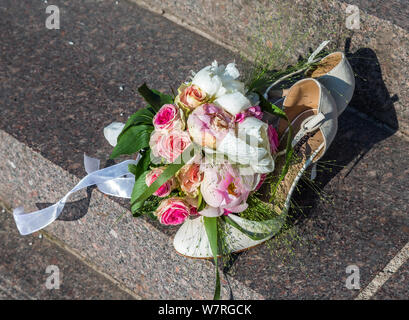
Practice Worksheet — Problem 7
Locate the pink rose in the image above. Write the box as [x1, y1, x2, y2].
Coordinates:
[176, 163, 203, 197]
[153, 104, 184, 131]
[145, 167, 176, 197]
[154, 198, 195, 225]
[189, 206, 199, 216]
[267, 125, 279, 154]
[187, 104, 233, 149]
[234, 105, 263, 123]
[234, 112, 246, 123]
[149, 129, 192, 163]
[175, 84, 207, 110]
[248, 106, 263, 119]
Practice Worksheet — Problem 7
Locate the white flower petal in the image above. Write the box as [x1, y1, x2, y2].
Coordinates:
[216, 117, 275, 174]
[214, 92, 252, 115]
[224, 63, 240, 79]
[217, 131, 260, 163]
[192, 61, 245, 98]
[246, 92, 260, 106]
[200, 170, 224, 207]
[239, 117, 267, 142]
[241, 171, 261, 191]
[251, 156, 275, 174]
[228, 202, 248, 213]
[192, 68, 222, 97]
[211, 60, 219, 70]
[218, 79, 245, 96]
[103, 122, 125, 147]
[199, 206, 224, 217]
[215, 86, 227, 97]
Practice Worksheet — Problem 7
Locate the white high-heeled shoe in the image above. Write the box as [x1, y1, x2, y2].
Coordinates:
[306, 52, 355, 116]
[266, 51, 355, 117]
[173, 78, 338, 258]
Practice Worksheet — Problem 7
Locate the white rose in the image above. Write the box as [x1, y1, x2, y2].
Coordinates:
[215, 117, 275, 174]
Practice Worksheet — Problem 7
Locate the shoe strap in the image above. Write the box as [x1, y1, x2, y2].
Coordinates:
[307, 40, 330, 63]
[291, 112, 326, 147]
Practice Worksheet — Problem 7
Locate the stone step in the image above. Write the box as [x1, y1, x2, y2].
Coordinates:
[0, 201, 137, 300]
[0, 0, 408, 299]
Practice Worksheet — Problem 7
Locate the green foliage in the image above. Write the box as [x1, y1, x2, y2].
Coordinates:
[257, 93, 295, 201]
[110, 125, 153, 159]
[133, 195, 161, 218]
[110, 84, 174, 159]
[240, 194, 279, 221]
[128, 149, 151, 181]
[130, 171, 149, 215]
[110, 105, 156, 160]
[138, 83, 174, 112]
[196, 191, 206, 212]
[119, 107, 155, 139]
[130, 144, 194, 213]
[257, 93, 286, 118]
[203, 217, 220, 300]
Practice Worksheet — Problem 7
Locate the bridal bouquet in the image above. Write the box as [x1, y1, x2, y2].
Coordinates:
[105, 61, 280, 223]
[13, 41, 355, 299]
[102, 61, 293, 298]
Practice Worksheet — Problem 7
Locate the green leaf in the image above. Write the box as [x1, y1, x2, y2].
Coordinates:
[118, 108, 155, 141]
[128, 150, 152, 181]
[140, 149, 151, 170]
[146, 211, 157, 220]
[203, 217, 218, 260]
[203, 216, 220, 300]
[246, 70, 267, 92]
[130, 171, 149, 216]
[128, 164, 138, 176]
[133, 195, 163, 218]
[223, 215, 286, 241]
[138, 83, 173, 112]
[197, 191, 206, 212]
[110, 125, 153, 159]
[257, 92, 287, 119]
[131, 144, 194, 209]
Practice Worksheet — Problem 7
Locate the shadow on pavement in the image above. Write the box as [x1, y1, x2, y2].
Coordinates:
[36, 159, 116, 221]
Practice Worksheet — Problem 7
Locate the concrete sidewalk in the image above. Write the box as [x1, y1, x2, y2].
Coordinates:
[0, 0, 408, 299]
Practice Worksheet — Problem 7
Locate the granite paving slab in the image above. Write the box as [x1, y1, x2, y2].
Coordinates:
[0, 201, 136, 300]
[0, 0, 408, 299]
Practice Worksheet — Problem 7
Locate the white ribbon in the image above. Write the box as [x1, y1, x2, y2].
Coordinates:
[13, 154, 139, 235]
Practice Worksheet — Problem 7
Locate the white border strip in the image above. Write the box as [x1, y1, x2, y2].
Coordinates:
[355, 242, 409, 300]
